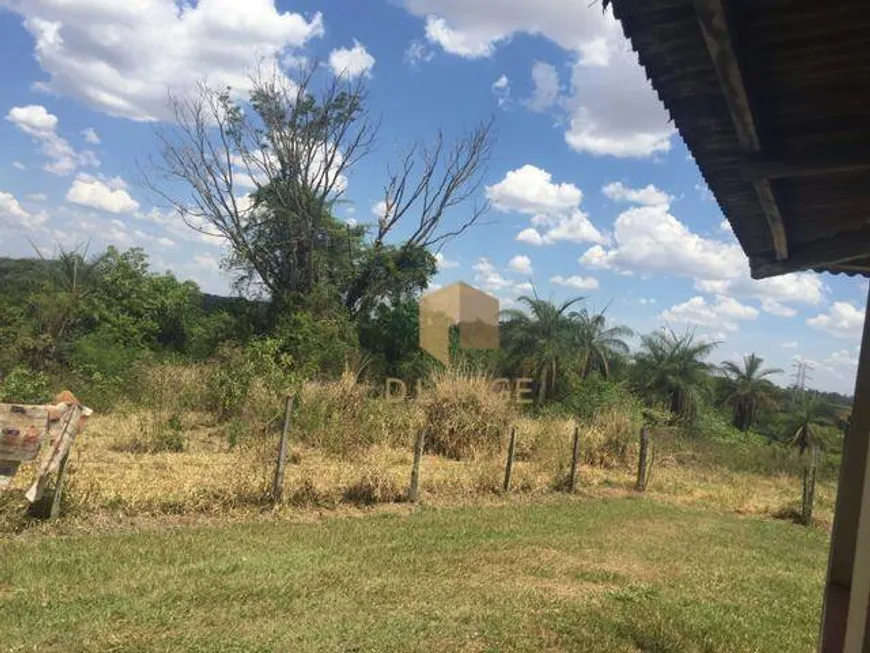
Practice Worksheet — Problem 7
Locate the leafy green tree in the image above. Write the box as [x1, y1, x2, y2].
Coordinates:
[91, 247, 202, 352]
[501, 295, 585, 403]
[359, 298, 429, 381]
[574, 308, 632, 379]
[633, 329, 718, 421]
[721, 353, 782, 431]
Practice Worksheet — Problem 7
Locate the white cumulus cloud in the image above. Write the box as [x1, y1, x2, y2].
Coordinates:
[508, 255, 533, 274]
[472, 257, 514, 292]
[492, 74, 510, 107]
[563, 43, 675, 158]
[401, 0, 673, 158]
[696, 272, 825, 315]
[583, 200, 825, 315]
[81, 127, 101, 144]
[434, 252, 459, 270]
[526, 61, 560, 112]
[660, 295, 758, 333]
[66, 175, 139, 214]
[580, 204, 744, 280]
[602, 181, 671, 207]
[6, 104, 99, 176]
[328, 40, 375, 78]
[5, 0, 324, 121]
[487, 165, 604, 246]
[0, 190, 49, 229]
[551, 275, 598, 291]
[515, 228, 544, 246]
[487, 165, 582, 215]
[808, 302, 865, 340]
[422, 16, 497, 58]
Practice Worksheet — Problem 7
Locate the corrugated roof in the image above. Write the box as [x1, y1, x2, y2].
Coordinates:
[608, 0, 870, 279]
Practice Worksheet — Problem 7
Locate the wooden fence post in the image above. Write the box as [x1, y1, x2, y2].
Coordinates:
[503, 426, 517, 492]
[569, 424, 581, 493]
[802, 444, 819, 526]
[636, 426, 650, 492]
[271, 394, 294, 505]
[408, 428, 426, 503]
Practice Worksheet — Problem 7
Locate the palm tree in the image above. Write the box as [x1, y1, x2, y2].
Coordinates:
[633, 329, 719, 421]
[574, 307, 633, 379]
[787, 393, 834, 454]
[721, 353, 783, 431]
[501, 295, 584, 403]
[30, 243, 105, 362]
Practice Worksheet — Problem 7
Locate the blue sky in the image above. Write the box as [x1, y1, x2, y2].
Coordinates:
[0, 0, 866, 393]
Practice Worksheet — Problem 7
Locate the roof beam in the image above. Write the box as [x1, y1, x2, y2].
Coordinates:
[742, 153, 870, 181]
[750, 228, 870, 278]
[694, 0, 789, 261]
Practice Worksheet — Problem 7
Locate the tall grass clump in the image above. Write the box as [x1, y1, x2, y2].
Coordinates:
[418, 370, 517, 460]
[115, 363, 209, 453]
[540, 375, 642, 469]
[515, 405, 639, 481]
[580, 407, 639, 467]
[295, 371, 372, 454]
[294, 373, 424, 455]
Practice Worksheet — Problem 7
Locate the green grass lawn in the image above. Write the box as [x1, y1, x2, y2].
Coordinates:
[0, 497, 828, 652]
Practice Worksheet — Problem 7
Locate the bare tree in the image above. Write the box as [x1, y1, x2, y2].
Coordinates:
[345, 119, 495, 314]
[373, 120, 495, 251]
[146, 64, 494, 313]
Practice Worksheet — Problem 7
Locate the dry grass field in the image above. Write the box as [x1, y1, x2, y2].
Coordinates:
[0, 372, 838, 651]
[0, 399, 836, 534]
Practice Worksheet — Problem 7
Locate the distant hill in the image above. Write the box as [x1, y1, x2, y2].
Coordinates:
[0, 257, 56, 304]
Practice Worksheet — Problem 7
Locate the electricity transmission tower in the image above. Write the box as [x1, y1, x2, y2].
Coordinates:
[791, 360, 814, 402]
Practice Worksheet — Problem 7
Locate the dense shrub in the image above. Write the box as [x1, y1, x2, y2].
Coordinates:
[552, 372, 640, 421]
[0, 366, 52, 404]
[274, 310, 358, 379]
[68, 327, 144, 410]
[580, 407, 639, 467]
[110, 363, 210, 453]
[205, 338, 300, 440]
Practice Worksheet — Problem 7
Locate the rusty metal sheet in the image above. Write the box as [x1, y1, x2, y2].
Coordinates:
[0, 461, 20, 489]
[0, 404, 49, 462]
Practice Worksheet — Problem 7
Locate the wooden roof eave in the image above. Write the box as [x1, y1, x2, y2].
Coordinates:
[693, 0, 788, 263]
